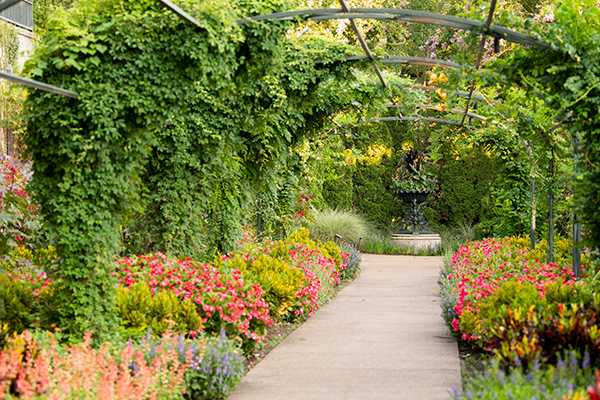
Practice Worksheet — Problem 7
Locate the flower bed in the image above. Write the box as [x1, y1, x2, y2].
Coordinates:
[442, 237, 600, 398]
[441, 237, 596, 344]
[229, 229, 348, 320]
[0, 203, 358, 399]
[0, 330, 190, 400]
[116, 253, 272, 353]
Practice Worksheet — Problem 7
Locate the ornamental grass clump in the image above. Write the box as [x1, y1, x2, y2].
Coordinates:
[360, 234, 443, 256]
[306, 209, 371, 246]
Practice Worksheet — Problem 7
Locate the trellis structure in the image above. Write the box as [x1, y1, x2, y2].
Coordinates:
[0, 0, 581, 274]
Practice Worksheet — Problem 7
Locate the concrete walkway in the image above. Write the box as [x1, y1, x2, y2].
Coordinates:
[228, 254, 461, 400]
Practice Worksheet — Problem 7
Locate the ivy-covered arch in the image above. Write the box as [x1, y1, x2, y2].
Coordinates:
[23, 0, 363, 338]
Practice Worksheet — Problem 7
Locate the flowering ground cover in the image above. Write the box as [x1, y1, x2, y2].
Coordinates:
[442, 237, 600, 399]
[116, 253, 272, 353]
[0, 330, 191, 400]
[440, 237, 596, 343]
[231, 229, 350, 320]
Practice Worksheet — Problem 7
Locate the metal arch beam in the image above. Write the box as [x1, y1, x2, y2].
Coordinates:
[409, 85, 502, 104]
[460, 0, 497, 125]
[341, 115, 462, 128]
[338, 0, 389, 91]
[381, 56, 460, 69]
[314, 55, 460, 69]
[0, 72, 79, 99]
[0, 0, 20, 12]
[156, 0, 200, 26]
[237, 8, 557, 51]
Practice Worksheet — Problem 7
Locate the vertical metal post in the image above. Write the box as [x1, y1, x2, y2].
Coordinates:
[548, 156, 554, 263]
[257, 192, 262, 242]
[573, 133, 582, 279]
[530, 178, 536, 250]
[573, 217, 581, 278]
[4, 64, 12, 156]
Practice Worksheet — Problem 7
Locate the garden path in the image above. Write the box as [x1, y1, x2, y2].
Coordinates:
[227, 254, 461, 400]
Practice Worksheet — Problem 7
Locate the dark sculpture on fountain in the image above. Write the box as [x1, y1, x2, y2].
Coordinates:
[391, 149, 437, 236]
[394, 189, 435, 235]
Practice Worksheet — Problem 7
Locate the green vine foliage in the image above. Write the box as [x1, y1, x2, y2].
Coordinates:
[0, 21, 19, 70]
[0, 20, 23, 156]
[490, 0, 600, 250]
[22, 0, 360, 339]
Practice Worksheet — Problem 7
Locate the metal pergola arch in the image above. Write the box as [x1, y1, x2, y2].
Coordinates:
[0, 0, 555, 103]
[160, 0, 556, 127]
[0, 0, 579, 273]
[236, 8, 557, 51]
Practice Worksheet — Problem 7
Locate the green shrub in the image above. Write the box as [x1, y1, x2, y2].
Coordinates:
[237, 229, 345, 319]
[307, 209, 372, 246]
[484, 303, 600, 371]
[320, 241, 344, 269]
[322, 177, 354, 210]
[222, 254, 303, 320]
[351, 162, 399, 231]
[116, 282, 203, 339]
[0, 271, 57, 335]
[428, 148, 497, 228]
[0, 245, 59, 274]
[508, 235, 593, 268]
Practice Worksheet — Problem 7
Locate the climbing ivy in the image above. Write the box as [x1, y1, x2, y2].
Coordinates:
[22, 0, 363, 339]
[23, 0, 285, 339]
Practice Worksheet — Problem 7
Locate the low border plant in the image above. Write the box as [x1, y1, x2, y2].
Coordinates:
[450, 352, 596, 400]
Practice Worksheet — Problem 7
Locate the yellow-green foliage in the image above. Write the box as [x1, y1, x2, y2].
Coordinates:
[0, 321, 9, 350]
[507, 236, 590, 268]
[320, 241, 343, 270]
[1, 246, 58, 273]
[287, 228, 314, 247]
[225, 254, 303, 319]
[116, 283, 202, 338]
[0, 275, 57, 335]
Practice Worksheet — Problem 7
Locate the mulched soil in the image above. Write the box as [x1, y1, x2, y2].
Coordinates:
[457, 339, 491, 388]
